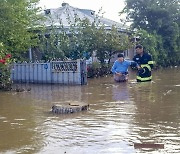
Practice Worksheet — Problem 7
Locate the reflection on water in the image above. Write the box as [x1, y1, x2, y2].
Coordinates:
[0, 67, 180, 153]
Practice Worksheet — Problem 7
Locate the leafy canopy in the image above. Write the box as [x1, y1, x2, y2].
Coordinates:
[122, 0, 180, 66]
[0, 0, 42, 58]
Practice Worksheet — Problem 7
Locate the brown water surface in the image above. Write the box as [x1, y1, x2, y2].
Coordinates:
[0, 67, 180, 153]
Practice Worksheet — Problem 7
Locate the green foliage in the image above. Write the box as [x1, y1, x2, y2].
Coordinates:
[105, 26, 130, 64]
[87, 62, 111, 78]
[0, 43, 12, 90]
[0, 0, 42, 59]
[40, 18, 96, 60]
[40, 11, 131, 64]
[135, 30, 158, 62]
[122, 0, 180, 66]
[0, 0, 43, 90]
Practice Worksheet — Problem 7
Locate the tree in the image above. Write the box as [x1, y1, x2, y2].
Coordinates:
[105, 26, 130, 64]
[41, 12, 131, 65]
[134, 29, 167, 66]
[0, 0, 42, 90]
[0, 0, 42, 59]
[122, 0, 180, 66]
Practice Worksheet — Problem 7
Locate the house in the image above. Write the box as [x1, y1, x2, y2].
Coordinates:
[30, 3, 135, 62]
[43, 3, 127, 32]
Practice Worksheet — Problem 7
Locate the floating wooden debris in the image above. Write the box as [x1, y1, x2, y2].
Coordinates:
[11, 85, 31, 92]
[14, 87, 31, 92]
[52, 102, 89, 114]
[134, 143, 164, 149]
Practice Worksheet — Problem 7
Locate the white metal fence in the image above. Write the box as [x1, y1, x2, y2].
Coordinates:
[11, 59, 87, 85]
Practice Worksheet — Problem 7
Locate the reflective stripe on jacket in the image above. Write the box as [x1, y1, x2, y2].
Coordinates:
[133, 52, 154, 82]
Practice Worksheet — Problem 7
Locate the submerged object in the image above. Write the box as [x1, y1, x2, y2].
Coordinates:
[52, 102, 89, 114]
[134, 143, 164, 149]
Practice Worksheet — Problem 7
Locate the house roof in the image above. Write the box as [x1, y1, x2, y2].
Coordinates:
[42, 3, 127, 31]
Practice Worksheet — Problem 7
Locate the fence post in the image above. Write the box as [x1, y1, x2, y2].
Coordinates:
[80, 59, 87, 85]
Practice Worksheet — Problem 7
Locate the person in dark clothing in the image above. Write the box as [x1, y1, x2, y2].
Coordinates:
[133, 45, 154, 82]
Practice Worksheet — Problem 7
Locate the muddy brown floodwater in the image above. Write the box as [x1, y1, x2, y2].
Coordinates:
[0, 67, 180, 153]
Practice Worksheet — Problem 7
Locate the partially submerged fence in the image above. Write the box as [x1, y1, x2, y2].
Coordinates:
[11, 59, 87, 85]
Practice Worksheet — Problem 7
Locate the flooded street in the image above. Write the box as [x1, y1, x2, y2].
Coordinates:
[0, 67, 180, 153]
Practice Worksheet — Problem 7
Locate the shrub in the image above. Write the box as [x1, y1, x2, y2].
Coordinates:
[0, 44, 12, 90]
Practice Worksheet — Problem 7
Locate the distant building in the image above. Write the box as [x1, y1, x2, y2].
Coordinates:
[30, 3, 134, 62]
[43, 2, 127, 32]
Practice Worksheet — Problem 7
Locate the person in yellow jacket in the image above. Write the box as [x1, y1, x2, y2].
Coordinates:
[133, 45, 154, 82]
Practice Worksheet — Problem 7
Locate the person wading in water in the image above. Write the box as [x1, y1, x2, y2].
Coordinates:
[111, 53, 137, 82]
[133, 45, 154, 82]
